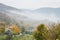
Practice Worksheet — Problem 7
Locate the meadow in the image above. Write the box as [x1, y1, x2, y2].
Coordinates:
[0, 34, 34, 40]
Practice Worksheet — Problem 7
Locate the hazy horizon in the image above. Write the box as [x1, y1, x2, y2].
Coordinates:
[0, 0, 60, 22]
[0, 0, 60, 10]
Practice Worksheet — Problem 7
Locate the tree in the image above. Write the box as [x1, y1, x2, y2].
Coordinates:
[49, 23, 60, 40]
[33, 24, 48, 40]
[21, 26, 25, 34]
[53, 24, 60, 40]
[0, 27, 5, 33]
[9, 25, 21, 35]
[0, 22, 6, 34]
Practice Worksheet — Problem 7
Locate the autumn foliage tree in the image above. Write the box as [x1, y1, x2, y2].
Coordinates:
[9, 25, 21, 35]
[33, 24, 48, 40]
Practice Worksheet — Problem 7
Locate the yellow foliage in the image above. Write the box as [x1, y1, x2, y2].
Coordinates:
[9, 25, 21, 34]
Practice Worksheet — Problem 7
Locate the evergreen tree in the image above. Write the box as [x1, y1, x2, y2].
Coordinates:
[33, 24, 48, 40]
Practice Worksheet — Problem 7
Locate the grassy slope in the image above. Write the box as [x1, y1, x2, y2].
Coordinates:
[0, 34, 35, 40]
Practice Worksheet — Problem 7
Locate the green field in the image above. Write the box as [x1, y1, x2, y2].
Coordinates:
[0, 34, 35, 40]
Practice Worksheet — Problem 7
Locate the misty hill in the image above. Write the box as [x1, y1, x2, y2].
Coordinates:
[0, 12, 15, 24]
[0, 3, 32, 13]
[0, 3, 38, 27]
[34, 7, 60, 13]
[33, 7, 60, 22]
[0, 3, 59, 27]
[0, 3, 58, 32]
[0, 3, 60, 14]
[0, 3, 21, 12]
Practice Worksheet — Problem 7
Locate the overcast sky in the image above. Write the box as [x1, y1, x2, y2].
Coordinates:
[0, 0, 60, 10]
